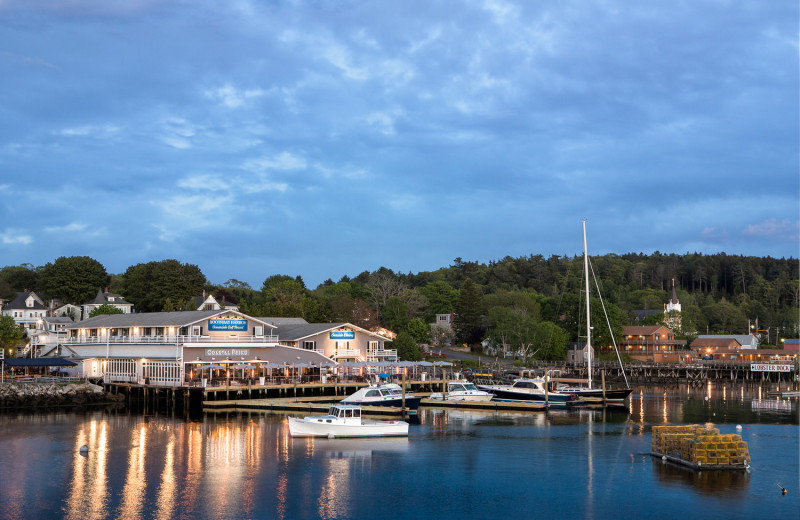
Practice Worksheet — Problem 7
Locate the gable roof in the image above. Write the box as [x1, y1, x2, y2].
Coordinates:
[697, 334, 758, 346]
[260, 317, 310, 326]
[5, 291, 46, 310]
[274, 322, 389, 342]
[85, 289, 132, 306]
[691, 337, 742, 348]
[623, 325, 671, 336]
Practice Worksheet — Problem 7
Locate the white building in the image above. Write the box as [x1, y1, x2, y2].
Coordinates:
[60, 310, 336, 385]
[2, 291, 47, 330]
[82, 288, 134, 319]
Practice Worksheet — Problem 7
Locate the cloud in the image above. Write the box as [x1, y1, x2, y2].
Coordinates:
[741, 219, 799, 239]
[59, 125, 120, 137]
[0, 229, 33, 245]
[242, 152, 308, 172]
[44, 222, 87, 233]
[159, 118, 198, 149]
[204, 84, 267, 108]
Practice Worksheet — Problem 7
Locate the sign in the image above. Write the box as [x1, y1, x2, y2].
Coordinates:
[750, 364, 792, 372]
[208, 319, 248, 331]
[330, 331, 355, 340]
[206, 349, 249, 357]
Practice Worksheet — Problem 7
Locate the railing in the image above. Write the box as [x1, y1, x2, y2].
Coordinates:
[7, 377, 86, 384]
[332, 349, 361, 358]
[366, 349, 398, 361]
[65, 334, 279, 344]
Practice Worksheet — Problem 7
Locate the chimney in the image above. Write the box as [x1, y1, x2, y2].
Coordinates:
[203, 290, 207, 298]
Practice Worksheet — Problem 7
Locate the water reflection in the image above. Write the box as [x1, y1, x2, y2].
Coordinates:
[652, 461, 751, 497]
[0, 384, 796, 520]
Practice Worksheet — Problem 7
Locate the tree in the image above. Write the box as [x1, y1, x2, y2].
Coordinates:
[0, 315, 25, 358]
[393, 330, 422, 361]
[88, 303, 124, 318]
[419, 281, 458, 320]
[407, 318, 430, 345]
[382, 297, 409, 332]
[454, 278, 483, 347]
[430, 323, 454, 351]
[0, 264, 40, 293]
[38, 256, 109, 304]
[123, 260, 207, 312]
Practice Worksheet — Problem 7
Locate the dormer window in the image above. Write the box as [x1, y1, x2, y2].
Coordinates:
[26, 299, 33, 307]
[108, 297, 115, 302]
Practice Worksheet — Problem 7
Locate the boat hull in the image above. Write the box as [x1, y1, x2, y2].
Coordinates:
[478, 386, 580, 406]
[340, 396, 422, 410]
[288, 417, 409, 438]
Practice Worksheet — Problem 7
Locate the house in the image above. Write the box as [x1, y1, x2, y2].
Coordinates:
[691, 337, 742, 359]
[566, 342, 589, 365]
[28, 316, 74, 357]
[186, 291, 239, 312]
[617, 325, 687, 361]
[82, 288, 133, 319]
[2, 291, 47, 330]
[269, 319, 396, 362]
[696, 334, 760, 350]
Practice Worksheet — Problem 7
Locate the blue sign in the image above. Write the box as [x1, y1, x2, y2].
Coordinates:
[209, 319, 248, 331]
[330, 331, 355, 339]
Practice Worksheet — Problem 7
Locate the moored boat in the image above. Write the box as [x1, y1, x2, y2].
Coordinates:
[477, 378, 581, 406]
[341, 382, 422, 409]
[288, 404, 409, 438]
[429, 380, 494, 402]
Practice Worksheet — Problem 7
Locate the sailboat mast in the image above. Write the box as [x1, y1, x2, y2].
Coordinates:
[583, 219, 593, 389]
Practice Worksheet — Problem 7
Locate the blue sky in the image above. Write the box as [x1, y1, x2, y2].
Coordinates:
[1, 1, 797, 289]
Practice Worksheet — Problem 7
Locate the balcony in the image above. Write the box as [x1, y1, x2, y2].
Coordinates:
[65, 334, 279, 345]
[366, 349, 398, 361]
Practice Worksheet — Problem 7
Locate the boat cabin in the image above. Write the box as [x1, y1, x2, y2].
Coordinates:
[318, 405, 363, 424]
[448, 382, 480, 392]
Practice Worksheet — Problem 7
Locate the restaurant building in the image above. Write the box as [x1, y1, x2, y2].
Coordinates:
[61, 310, 337, 386]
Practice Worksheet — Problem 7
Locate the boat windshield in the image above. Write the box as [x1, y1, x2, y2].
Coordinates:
[463, 383, 478, 391]
[449, 384, 465, 392]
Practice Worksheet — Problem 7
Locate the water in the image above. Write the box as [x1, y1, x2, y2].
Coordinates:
[0, 383, 797, 520]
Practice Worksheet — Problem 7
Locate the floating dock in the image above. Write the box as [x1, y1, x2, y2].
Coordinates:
[650, 424, 750, 471]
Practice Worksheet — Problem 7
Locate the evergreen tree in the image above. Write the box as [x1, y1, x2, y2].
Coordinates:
[454, 278, 483, 347]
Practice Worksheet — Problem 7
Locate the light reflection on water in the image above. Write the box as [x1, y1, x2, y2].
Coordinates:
[0, 383, 796, 520]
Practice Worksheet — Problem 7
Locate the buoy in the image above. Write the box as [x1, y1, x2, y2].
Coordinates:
[328, 433, 335, 439]
[736, 425, 742, 430]
[704, 396, 709, 401]
[661, 455, 667, 462]
[79, 445, 89, 453]
[776, 483, 786, 495]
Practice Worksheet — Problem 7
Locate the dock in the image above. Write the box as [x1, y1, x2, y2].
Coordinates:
[650, 451, 749, 471]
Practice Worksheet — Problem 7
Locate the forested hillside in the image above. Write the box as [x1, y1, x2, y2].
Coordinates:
[1, 253, 797, 360]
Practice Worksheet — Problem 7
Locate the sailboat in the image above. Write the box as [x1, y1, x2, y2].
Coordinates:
[555, 220, 632, 405]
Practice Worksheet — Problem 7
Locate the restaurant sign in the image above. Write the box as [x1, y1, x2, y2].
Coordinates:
[208, 319, 248, 331]
[330, 331, 355, 339]
[206, 349, 249, 357]
[750, 364, 792, 372]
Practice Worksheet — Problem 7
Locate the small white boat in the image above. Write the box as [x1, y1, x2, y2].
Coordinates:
[341, 383, 422, 409]
[288, 404, 409, 438]
[429, 381, 494, 402]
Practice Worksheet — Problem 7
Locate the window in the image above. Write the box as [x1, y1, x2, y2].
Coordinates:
[369, 341, 379, 352]
[302, 341, 316, 351]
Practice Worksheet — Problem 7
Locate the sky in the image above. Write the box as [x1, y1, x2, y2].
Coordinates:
[0, 0, 797, 289]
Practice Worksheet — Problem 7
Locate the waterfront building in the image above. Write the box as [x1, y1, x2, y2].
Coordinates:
[82, 288, 134, 319]
[695, 334, 760, 350]
[270, 320, 396, 362]
[617, 325, 687, 362]
[61, 310, 334, 385]
[2, 291, 47, 330]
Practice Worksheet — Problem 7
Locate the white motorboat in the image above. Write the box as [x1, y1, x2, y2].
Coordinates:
[429, 381, 494, 402]
[341, 383, 422, 409]
[288, 404, 409, 438]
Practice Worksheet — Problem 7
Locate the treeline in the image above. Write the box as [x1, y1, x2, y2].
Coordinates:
[1, 252, 797, 360]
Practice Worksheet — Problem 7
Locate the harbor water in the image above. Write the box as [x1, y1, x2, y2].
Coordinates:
[0, 383, 797, 520]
